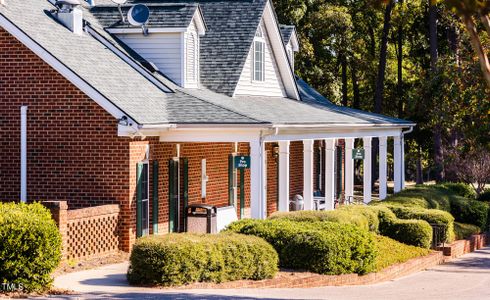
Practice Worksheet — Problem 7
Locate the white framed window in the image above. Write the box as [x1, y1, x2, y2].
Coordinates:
[253, 24, 265, 82]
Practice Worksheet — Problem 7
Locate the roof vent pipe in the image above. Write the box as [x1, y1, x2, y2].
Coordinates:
[55, 0, 83, 35]
[0, 0, 5, 6]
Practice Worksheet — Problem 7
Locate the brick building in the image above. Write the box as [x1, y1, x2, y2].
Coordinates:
[0, 0, 414, 253]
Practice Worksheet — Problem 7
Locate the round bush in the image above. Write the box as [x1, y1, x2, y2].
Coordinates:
[441, 182, 477, 199]
[381, 219, 433, 248]
[127, 233, 278, 286]
[477, 189, 490, 202]
[226, 219, 377, 275]
[0, 202, 62, 292]
[449, 196, 489, 231]
[383, 205, 455, 242]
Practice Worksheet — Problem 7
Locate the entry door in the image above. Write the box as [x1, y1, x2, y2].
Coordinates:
[168, 158, 188, 232]
[136, 162, 150, 237]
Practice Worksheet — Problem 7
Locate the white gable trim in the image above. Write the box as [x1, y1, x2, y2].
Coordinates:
[233, 0, 300, 100]
[192, 6, 206, 36]
[289, 27, 299, 52]
[0, 13, 139, 126]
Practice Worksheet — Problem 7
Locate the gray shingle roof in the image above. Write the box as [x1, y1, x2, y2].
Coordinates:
[0, 0, 259, 125]
[89, 0, 267, 97]
[88, 3, 199, 29]
[279, 24, 294, 45]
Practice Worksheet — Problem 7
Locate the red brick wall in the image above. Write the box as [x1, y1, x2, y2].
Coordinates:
[289, 141, 303, 197]
[266, 142, 278, 216]
[0, 28, 131, 208]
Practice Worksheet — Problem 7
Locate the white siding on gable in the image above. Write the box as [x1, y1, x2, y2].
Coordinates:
[117, 33, 183, 85]
[234, 23, 287, 98]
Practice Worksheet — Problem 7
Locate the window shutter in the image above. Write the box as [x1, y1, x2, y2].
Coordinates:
[136, 162, 143, 237]
[182, 158, 189, 232]
[152, 160, 159, 234]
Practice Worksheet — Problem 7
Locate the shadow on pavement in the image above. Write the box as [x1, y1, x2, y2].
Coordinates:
[46, 292, 288, 300]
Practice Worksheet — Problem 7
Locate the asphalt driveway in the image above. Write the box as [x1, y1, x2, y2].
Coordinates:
[46, 246, 490, 300]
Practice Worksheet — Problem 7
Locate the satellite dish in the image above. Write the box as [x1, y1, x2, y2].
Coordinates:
[111, 0, 127, 4]
[127, 4, 150, 26]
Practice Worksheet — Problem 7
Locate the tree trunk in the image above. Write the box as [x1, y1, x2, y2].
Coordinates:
[463, 15, 490, 88]
[433, 124, 444, 182]
[416, 147, 424, 184]
[429, 1, 438, 72]
[397, 3, 403, 118]
[480, 14, 490, 37]
[351, 61, 360, 109]
[374, 0, 394, 114]
[341, 54, 348, 106]
[448, 22, 460, 67]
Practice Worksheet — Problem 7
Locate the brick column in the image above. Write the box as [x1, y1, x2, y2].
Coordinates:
[42, 201, 68, 259]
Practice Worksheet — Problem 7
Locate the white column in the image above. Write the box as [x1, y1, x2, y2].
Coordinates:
[345, 138, 355, 200]
[394, 135, 402, 193]
[324, 139, 336, 210]
[303, 139, 314, 210]
[363, 137, 372, 203]
[20, 106, 27, 203]
[378, 136, 388, 200]
[278, 141, 290, 212]
[401, 135, 406, 190]
[250, 140, 266, 219]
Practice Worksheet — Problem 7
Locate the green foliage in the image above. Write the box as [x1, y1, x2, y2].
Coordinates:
[127, 233, 278, 287]
[383, 185, 452, 211]
[380, 219, 433, 249]
[0, 202, 62, 292]
[226, 219, 377, 275]
[373, 235, 431, 272]
[477, 189, 490, 202]
[440, 182, 477, 199]
[382, 205, 455, 242]
[454, 222, 481, 240]
[449, 196, 489, 231]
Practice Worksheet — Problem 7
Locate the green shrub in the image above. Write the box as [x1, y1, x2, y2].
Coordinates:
[373, 235, 431, 271]
[477, 189, 490, 202]
[226, 219, 377, 275]
[0, 202, 62, 292]
[454, 222, 481, 240]
[384, 185, 452, 211]
[383, 205, 455, 242]
[449, 196, 489, 230]
[440, 182, 477, 199]
[380, 219, 433, 248]
[127, 233, 278, 286]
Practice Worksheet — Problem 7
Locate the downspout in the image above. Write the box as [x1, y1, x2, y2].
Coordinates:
[20, 106, 27, 203]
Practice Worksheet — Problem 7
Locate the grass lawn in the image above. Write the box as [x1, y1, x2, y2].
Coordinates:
[374, 235, 432, 272]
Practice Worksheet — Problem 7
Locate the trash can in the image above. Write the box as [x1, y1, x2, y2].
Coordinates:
[186, 204, 217, 234]
[289, 194, 304, 211]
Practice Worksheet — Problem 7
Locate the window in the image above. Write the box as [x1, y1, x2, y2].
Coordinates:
[253, 24, 265, 82]
[137, 161, 150, 237]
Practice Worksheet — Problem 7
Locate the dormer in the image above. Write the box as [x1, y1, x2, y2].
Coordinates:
[96, 4, 206, 88]
[280, 25, 299, 72]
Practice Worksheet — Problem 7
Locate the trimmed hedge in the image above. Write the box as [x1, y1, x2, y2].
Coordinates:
[441, 182, 477, 199]
[449, 196, 489, 231]
[380, 218, 433, 248]
[454, 222, 481, 240]
[0, 202, 62, 292]
[373, 235, 431, 272]
[380, 204, 455, 242]
[127, 233, 278, 286]
[477, 189, 490, 202]
[226, 219, 377, 275]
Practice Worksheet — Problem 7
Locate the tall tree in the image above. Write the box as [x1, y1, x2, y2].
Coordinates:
[396, 0, 405, 118]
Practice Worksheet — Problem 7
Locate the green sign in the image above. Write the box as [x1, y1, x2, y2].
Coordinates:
[352, 149, 365, 160]
[234, 156, 251, 169]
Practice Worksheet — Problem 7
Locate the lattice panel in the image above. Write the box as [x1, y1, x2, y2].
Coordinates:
[66, 214, 119, 259]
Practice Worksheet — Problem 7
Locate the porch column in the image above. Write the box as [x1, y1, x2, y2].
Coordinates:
[363, 137, 372, 203]
[393, 135, 402, 193]
[303, 139, 314, 210]
[250, 140, 266, 219]
[401, 135, 406, 190]
[278, 141, 290, 212]
[324, 139, 336, 210]
[345, 138, 355, 200]
[378, 136, 388, 200]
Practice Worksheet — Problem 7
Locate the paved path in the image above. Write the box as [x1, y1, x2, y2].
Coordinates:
[48, 247, 490, 300]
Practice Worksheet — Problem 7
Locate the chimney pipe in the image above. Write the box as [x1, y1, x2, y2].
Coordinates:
[55, 0, 83, 35]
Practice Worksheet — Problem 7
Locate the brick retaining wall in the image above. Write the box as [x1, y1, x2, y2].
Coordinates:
[438, 233, 489, 258]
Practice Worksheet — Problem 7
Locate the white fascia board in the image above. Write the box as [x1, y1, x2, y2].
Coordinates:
[0, 13, 138, 126]
[264, 128, 404, 142]
[289, 28, 299, 52]
[192, 7, 207, 36]
[159, 127, 267, 143]
[107, 27, 188, 34]
[262, 1, 300, 100]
